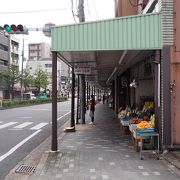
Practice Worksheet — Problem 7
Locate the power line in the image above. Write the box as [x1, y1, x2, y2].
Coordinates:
[71, 0, 77, 23]
[86, 0, 91, 20]
[91, 0, 98, 19]
[0, 8, 73, 14]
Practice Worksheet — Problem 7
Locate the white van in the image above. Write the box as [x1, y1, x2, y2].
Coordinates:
[23, 93, 36, 100]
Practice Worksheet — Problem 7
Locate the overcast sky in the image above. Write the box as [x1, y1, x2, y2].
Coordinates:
[1, 0, 115, 59]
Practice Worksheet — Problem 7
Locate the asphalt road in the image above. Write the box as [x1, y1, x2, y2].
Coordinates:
[0, 100, 71, 180]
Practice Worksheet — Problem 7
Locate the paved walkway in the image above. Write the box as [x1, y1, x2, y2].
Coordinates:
[5, 103, 180, 180]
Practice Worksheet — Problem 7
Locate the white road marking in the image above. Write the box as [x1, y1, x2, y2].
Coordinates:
[69, 163, 74, 168]
[98, 157, 103, 160]
[18, 117, 32, 119]
[102, 175, 109, 179]
[142, 172, 149, 176]
[30, 123, 48, 130]
[57, 116, 64, 121]
[13, 122, 33, 129]
[90, 169, 96, 172]
[0, 130, 41, 162]
[57, 111, 71, 121]
[138, 166, 144, 169]
[63, 169, 68, 173]
[0, 122, 18, 129]
[109, 162, 115, 166]
[90, 176, 97, 179]
[154, 172, 161, 175]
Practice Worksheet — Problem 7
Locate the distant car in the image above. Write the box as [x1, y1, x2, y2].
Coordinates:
[23, 93, 36, 100]
[36, 93, 47, 99]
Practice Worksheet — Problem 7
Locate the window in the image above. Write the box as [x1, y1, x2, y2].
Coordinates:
[45, 64, 52, 68]
[0, 59, 8, 66]
[0, 43, 8, 51]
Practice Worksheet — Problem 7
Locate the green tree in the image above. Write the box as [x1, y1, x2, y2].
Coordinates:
[1, 64, 20, 99]
[22, 68, 34, 92]
[33, 66, 49, 93]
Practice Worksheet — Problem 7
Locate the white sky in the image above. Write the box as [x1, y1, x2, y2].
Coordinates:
[0, 0, 115, 59]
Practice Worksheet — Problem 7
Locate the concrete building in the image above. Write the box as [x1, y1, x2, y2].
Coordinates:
[10, 36, 20, 65]
[27, 58, 61, 94]
[0, 33, 20, 99]
[29, 42, 51, 61]
[0, 31, 9, 98]
[27, 42, 70, 95]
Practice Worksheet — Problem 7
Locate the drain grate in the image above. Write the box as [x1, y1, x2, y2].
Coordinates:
[15, 164, 36, 174]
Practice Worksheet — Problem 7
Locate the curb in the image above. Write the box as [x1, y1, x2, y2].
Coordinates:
[4, 121, 69, 180]
[161, 152, 180, 171]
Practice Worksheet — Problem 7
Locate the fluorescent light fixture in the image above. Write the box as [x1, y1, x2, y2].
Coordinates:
[129, 79, 138, 88]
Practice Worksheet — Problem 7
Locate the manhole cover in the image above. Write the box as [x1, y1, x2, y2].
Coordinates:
[15, 164, 36, 174]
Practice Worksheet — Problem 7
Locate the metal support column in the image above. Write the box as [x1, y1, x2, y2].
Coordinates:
[71, 67, 75, 127]
[86, 81, 89, 108]
[76, 75, 80, 124]
[93, 86, 96, 96]
[80, 75, 86, 124]
[51, 52, 57, 151]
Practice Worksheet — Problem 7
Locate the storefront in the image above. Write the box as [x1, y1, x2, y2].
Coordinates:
[50, 12, 168, 151]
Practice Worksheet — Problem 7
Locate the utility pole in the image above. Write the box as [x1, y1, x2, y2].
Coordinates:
[78, 0, 86, 124]
[21, 36, 24, 99]
[78, 0, 85, 22]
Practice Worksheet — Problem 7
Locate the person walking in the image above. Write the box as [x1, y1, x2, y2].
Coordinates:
[89, 95, 96, 124]
[102, 94, 106, 104]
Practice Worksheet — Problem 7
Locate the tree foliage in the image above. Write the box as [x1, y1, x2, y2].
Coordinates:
[33, 66, 49, 93]
[1, 64, 20, 99]
[22, 68, 34, 92]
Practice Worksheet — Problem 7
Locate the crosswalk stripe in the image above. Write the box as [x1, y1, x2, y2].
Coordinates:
[30, 123, 48, 130]
[0, 122, 18, 129]
[13, 122, 33, 129]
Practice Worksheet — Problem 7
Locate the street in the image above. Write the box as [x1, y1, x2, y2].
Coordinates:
[0, 100, 71, 180]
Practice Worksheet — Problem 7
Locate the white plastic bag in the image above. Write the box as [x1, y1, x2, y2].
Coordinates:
[89, 111, 94, 118]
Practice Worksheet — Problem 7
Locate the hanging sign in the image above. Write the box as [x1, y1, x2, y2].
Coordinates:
[74, 67, 91, 75]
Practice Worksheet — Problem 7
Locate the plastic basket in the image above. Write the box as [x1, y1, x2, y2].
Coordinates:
[136, 128, 155, 133]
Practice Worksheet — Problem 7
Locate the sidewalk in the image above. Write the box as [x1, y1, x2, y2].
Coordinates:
[5, 103, 180, 180]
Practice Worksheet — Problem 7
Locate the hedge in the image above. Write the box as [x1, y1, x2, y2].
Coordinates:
[1, 96, 68, 109]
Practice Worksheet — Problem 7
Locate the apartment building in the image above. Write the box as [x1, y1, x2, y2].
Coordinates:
[0, 32, 20, 99]
[27, 42, 70, 95]
[29, 42, 51, 61]
[0, 31, 9, 98]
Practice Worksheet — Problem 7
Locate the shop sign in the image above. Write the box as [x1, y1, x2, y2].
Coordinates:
[74, 67, 91, 75]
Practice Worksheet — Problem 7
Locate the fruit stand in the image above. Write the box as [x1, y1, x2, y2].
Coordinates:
[133, 128, 159, 160]
[118, 102, 159, 159]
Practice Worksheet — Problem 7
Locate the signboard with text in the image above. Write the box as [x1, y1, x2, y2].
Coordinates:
[74, 67, 91, 75]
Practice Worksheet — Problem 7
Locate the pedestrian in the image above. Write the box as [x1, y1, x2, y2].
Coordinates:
[109, 95, 113, 108]
[89, 95, 96, 124]
[102, 94, 106, 104]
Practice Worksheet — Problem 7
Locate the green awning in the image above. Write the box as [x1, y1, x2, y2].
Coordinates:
[51, 13, 162, 52]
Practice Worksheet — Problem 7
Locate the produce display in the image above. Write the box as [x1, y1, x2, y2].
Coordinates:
[118, 102, 156, 131]
[129, 118, 143, 124]
[136, 121, 153, 129]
